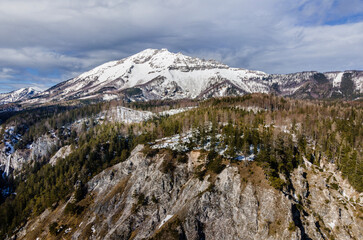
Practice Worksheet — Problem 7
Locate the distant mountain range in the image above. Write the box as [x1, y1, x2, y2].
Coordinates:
[0, 87, 40, 105]
[1, 49, 362, 106]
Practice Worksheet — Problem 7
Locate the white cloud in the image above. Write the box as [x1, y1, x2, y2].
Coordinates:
[249, 22, 363, 73]
[0, 68, 16, 79]
[0, 0, 362, 92]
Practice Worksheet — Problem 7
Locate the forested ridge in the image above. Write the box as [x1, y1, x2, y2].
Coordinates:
[0, 94, 362, 238]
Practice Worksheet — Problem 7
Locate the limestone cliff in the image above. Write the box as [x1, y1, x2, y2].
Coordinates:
[14, 145, 363, 240]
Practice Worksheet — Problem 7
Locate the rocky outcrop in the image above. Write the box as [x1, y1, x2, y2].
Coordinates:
[49, 145, 72, 166]
[290, 160, 363, 240]
[0, 134, 58, 173]
[29, 135, 58, 161]
[14, 145, 363, 239]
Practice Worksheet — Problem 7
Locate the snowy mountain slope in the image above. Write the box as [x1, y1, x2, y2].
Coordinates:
[265, 70, 363, 98]
[0, 88, 40, 105]
[7, 49, 363, 105]
[34, 49, 269, 102]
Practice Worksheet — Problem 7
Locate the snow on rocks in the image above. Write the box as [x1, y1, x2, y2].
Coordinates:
[103, 94, 118, 101]
[4, 155, 11, 176]
[108, 106, 154, 123]
[158, 215, 174, 229]
[151, 130, 257, 161]
[236, 106, 265, 113]
[0, 87, 40, 105]
[30, 135, 58, 160]
[1, 126, 19, 176]
[4, 141, 14, 155]
[152, 131, 193, 151]
[303, 156, 312, 169]
[333, 72, 344, 88]
[0, 105, 195, 174]
[236, 154, 255, 161]
[33, 48, 269, 102]
[106, 106, 195, 124]
[158, 107, 196, 116]
[0, 130, 59, 173]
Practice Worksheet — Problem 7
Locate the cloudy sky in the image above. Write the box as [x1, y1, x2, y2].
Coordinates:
[0, 0, 363, 93]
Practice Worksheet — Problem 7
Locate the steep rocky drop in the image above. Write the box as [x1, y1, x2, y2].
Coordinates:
[14, 145, 363, 240]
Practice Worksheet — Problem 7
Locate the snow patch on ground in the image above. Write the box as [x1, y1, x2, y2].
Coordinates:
[236, 106, 265, 113]
[152, 132, 193, 152]
[151, 130, 257, 161]
[236, 154, 255, 161]
[158, 107, 196, 116]
[103, 94, 118, 101]
[328, 220, 336, 229]
[333, 72, 344, 88]
[159, 215, 173, 229]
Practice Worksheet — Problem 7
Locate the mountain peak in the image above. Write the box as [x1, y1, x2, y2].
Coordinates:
[130, 48, 172, 59]
[4, 87, 40, 96]
[125, 48, 227, 69]
[38, 48, 267, 102]
[0, 87, 40, 105]
[14, 87, 39, 94]
[14, 50, 362, 105]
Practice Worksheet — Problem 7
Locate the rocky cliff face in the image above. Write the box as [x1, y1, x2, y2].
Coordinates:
[14, 145, 363, 240]
[0, 134, 58, 174]
[267, 71, 363, 99]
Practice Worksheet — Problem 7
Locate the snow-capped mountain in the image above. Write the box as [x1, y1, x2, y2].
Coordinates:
[266, 71, 363, 99]
[33, 49, 269, 102]
[0, 87, 40, 105]
[9, 49, 363, 105]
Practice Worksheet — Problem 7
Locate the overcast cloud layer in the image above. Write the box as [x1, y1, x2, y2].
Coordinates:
[0, 0, 362, 92]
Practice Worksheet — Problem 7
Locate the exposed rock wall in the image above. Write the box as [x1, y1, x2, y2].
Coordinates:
[0, 134, 58, 173]
[14, 145, 363, 240]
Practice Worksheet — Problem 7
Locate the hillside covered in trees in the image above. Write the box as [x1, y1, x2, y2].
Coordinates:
[0, 94, 362, 239]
